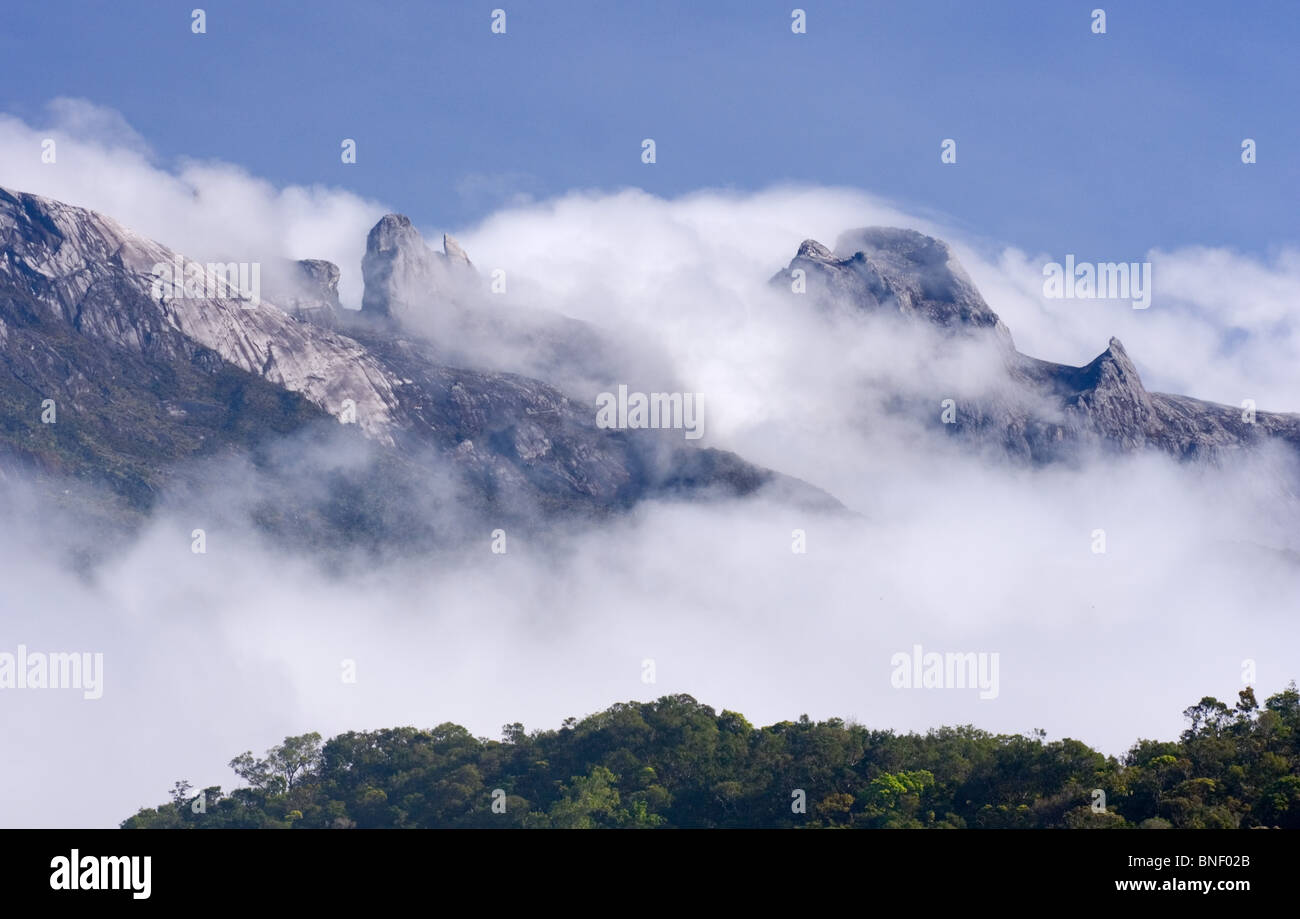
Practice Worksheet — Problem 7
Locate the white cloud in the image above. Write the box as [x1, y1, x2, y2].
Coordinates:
[969, 244, 1300, 412]
[2, 101, 1299, 828]
[0, 100, 389, 308]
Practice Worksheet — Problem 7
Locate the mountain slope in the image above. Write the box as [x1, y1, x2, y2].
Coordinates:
[0, 187, 827, 544]
[776, 227, 1300, 463]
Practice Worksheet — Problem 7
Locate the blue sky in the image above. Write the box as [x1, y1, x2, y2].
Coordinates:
[1, 0, 1295, 257]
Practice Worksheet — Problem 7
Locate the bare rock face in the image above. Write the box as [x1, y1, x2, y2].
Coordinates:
[296, 258, 341, 303]
[0, 187, 403, 444]
[352, 213, 673, 403]
[360, 215, 477, 326]
[262, 258, 342, 329]
[442, 233, 472, 267]
[774, 228, 1300, 464]
[0, 186, 822, 539]
[1003, 335, 1300, 461]
[7, 179, 1294, 548]
[776, 226, 1013, 342]
[1058, 339, 1157, 445]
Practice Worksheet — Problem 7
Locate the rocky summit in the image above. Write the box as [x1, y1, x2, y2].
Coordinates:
[360, 214, 477, 324]
[776, 227, 1300, 464]
[775, 227, 1012, 340]
[2, 186, 1298, 553]
[0, 187, 822, 551]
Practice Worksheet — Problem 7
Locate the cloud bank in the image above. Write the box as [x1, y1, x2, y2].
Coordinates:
[2, 101, 1298, 828]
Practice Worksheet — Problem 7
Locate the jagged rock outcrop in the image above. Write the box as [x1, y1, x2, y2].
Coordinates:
[777, 228, 1300, 463]
[295, 258, 341, 305]
[1018, 337, 1300, 459]
[353, 213, 672, 402]
[262, 258, 342, 329]
[775, 227, 1012, 341]
[6, 181, 1293, 547]
[0, 187, 823, 540]
[360, 215, 477, 325]
[0, 187, 402, 443]
[442, 233, 471, 267]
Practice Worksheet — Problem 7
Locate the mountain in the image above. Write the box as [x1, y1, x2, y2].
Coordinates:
[351, 210, 664, 400]
[267, 258, 343, 329]
[360, 214, 475, 322]
[5, 183, 1296, 555]
[775, 227, 1300, 464]
[777, 228, 1012, 340]
[0, 187, 826, 552]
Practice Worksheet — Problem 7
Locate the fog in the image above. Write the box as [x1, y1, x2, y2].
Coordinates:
[2, 101, 1299, 828]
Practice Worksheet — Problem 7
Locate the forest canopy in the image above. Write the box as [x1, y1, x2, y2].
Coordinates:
[122, 683, 1300, 829]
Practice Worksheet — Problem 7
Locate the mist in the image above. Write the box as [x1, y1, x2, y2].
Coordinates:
[2, 102, 1299, 829]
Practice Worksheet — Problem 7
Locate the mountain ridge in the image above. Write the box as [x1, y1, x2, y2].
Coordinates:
[0, 186, 828, 549]
[776, 227, 1300, 463]
[3, 185, 1298, 552]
